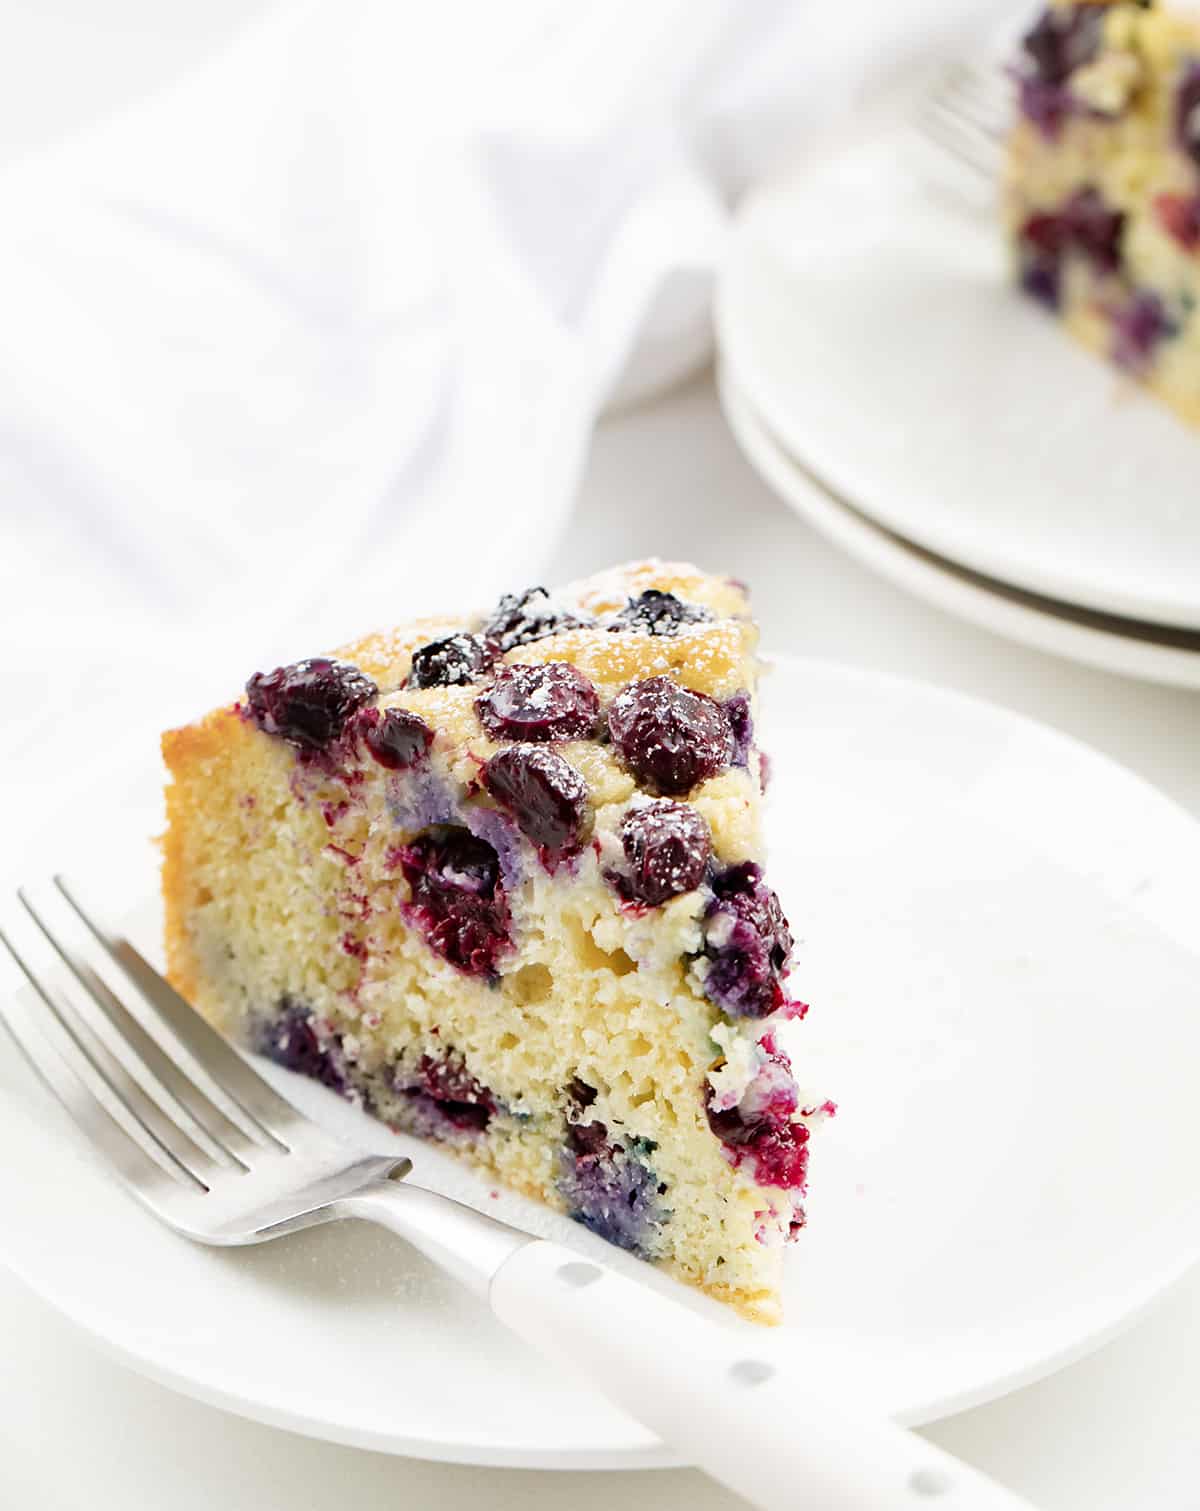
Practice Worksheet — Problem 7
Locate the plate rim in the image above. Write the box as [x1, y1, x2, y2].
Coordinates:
[715, 150, 1200, 633]
[3, 655, 1200, 1465]
[718, 368, 1200, 691]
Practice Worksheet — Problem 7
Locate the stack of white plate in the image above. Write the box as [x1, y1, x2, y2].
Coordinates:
[716, 134, 1200, 689]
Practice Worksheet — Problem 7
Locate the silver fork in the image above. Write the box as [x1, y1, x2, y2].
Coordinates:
[0, 878, 1039, 1511]
[912, 56, 1010, 182]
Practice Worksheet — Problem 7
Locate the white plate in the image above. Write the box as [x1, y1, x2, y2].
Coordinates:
[3, 659, 1200, 1468]
[716, 133, 1200, 632]
[719, 370, 1200, 689]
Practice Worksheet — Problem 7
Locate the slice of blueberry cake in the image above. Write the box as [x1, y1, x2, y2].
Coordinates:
[162, 561, 830, 1322]
[1006, 0, 1200, 425]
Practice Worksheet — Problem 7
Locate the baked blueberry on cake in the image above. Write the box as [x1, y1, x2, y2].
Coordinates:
[162, 562, 830, 1322]
[1006, 0, 1200, 424]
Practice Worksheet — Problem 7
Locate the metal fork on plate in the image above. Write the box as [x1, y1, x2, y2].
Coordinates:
[0, 878, 1039, 1510]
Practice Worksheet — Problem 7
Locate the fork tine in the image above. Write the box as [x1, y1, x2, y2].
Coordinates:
[915, 58, 1007, 181]
[0, 927, 205, 1195]
[17, 888, 252, 1172]
[55, 876, 299, 1151]
[917, 105, 1002, 180]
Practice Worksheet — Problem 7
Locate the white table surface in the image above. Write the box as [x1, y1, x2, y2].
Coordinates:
[4, 7, 1200, 1509]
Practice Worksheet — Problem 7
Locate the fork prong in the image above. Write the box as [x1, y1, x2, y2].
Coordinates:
[17, 888, 252, 1172]
[915, 57, 1007, 182]
[55, 876, 299, 1152]
[0, 927, 205, 1196]
[916, 105, 1002, 180]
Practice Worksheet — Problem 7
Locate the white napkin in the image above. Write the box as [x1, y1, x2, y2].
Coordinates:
[1, 0, 999, 693]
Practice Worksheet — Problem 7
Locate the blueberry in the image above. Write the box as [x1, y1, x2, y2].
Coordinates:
[481, 744, 591, 864]
[700, 863, 793, 1019]
[1016, 5, 1105, 137]
[566, 1076, 598, 1111]
[608, 590, 712, 637]
[1112, 291, 1173, 371]
[482, 587, 591, 651]
[616, 800, 710, 906]
[1016, 189, 1124, 309]
[1017, 76, 1072, 138]
[408, 633, 499, 690]
[1021, 4, 1104, 86]
[1063, 188, 1124, 271]
[257, 998, 348, 1095]
[706, 1035, 811, 1190]
[1176, 61, 1200, 167]
[397, 1050, 497, 1134]
[1017, 208, 1070, 306]
[1020, 253, 1063, 309]
[558, 1119, 667, 1256]
[358, 706, 433, 770]
[245, 658, 377, 750]
[607, 676, 733, 796]
[476, 662, 600, 742]
[397, 826, 512, 977]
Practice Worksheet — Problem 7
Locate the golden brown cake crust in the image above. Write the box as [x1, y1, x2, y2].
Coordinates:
[162, 707, 252, 1026]
[333, 560, 753, 694]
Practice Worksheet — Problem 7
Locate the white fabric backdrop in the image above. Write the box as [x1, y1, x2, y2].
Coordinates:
[1, 0, 1002, 694]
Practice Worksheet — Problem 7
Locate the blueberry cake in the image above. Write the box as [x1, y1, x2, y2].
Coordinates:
[162, 562, 830, 1323]
[1006, 0, 1200, 424]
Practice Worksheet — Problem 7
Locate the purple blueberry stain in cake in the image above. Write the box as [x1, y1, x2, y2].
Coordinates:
[463, 804, 525, 891]
[1062, 187, 1124, 271]
[1018, 222, 1065, 309]
[257, 998, 351, 1097]
[320, 799, 350, 829]
[244, 658, 378, 752]
[1017, 188, 1125, 310]
[1112, 290, 1174, 371]
[481, 745, 591, 868]
[1175, 60, 1200, 168]
[613, 799, 711, 906]
[397, 826, 512, 978]
[698, 863, 793, 1020]
[607, 676, 734, 797]
[386, 768, 457, 834]
[706, 1032, 813, 1191]
[356, 706, 433, 770]
[1022, 3, 1105, 85]
[725, 693, 753, 767]
[384, 769, 525, 890]
[558, 1117, 668, 1257]
[394, 1049, 498, 1135]
[607, 589, 712, 637]
[1154, 191, 1200, 251]
[1016, 3, 1106, 138]
[481, 586, 593, 651]
[341, 932, 368, 960]
[407, 632, 500, 690]
[476, 662, 600, 742]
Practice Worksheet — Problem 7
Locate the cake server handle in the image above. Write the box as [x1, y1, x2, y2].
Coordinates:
[489, 1237, 1042, 1511]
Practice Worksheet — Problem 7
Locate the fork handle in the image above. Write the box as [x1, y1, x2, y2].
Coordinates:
[490, 1239, 1040, 1511]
